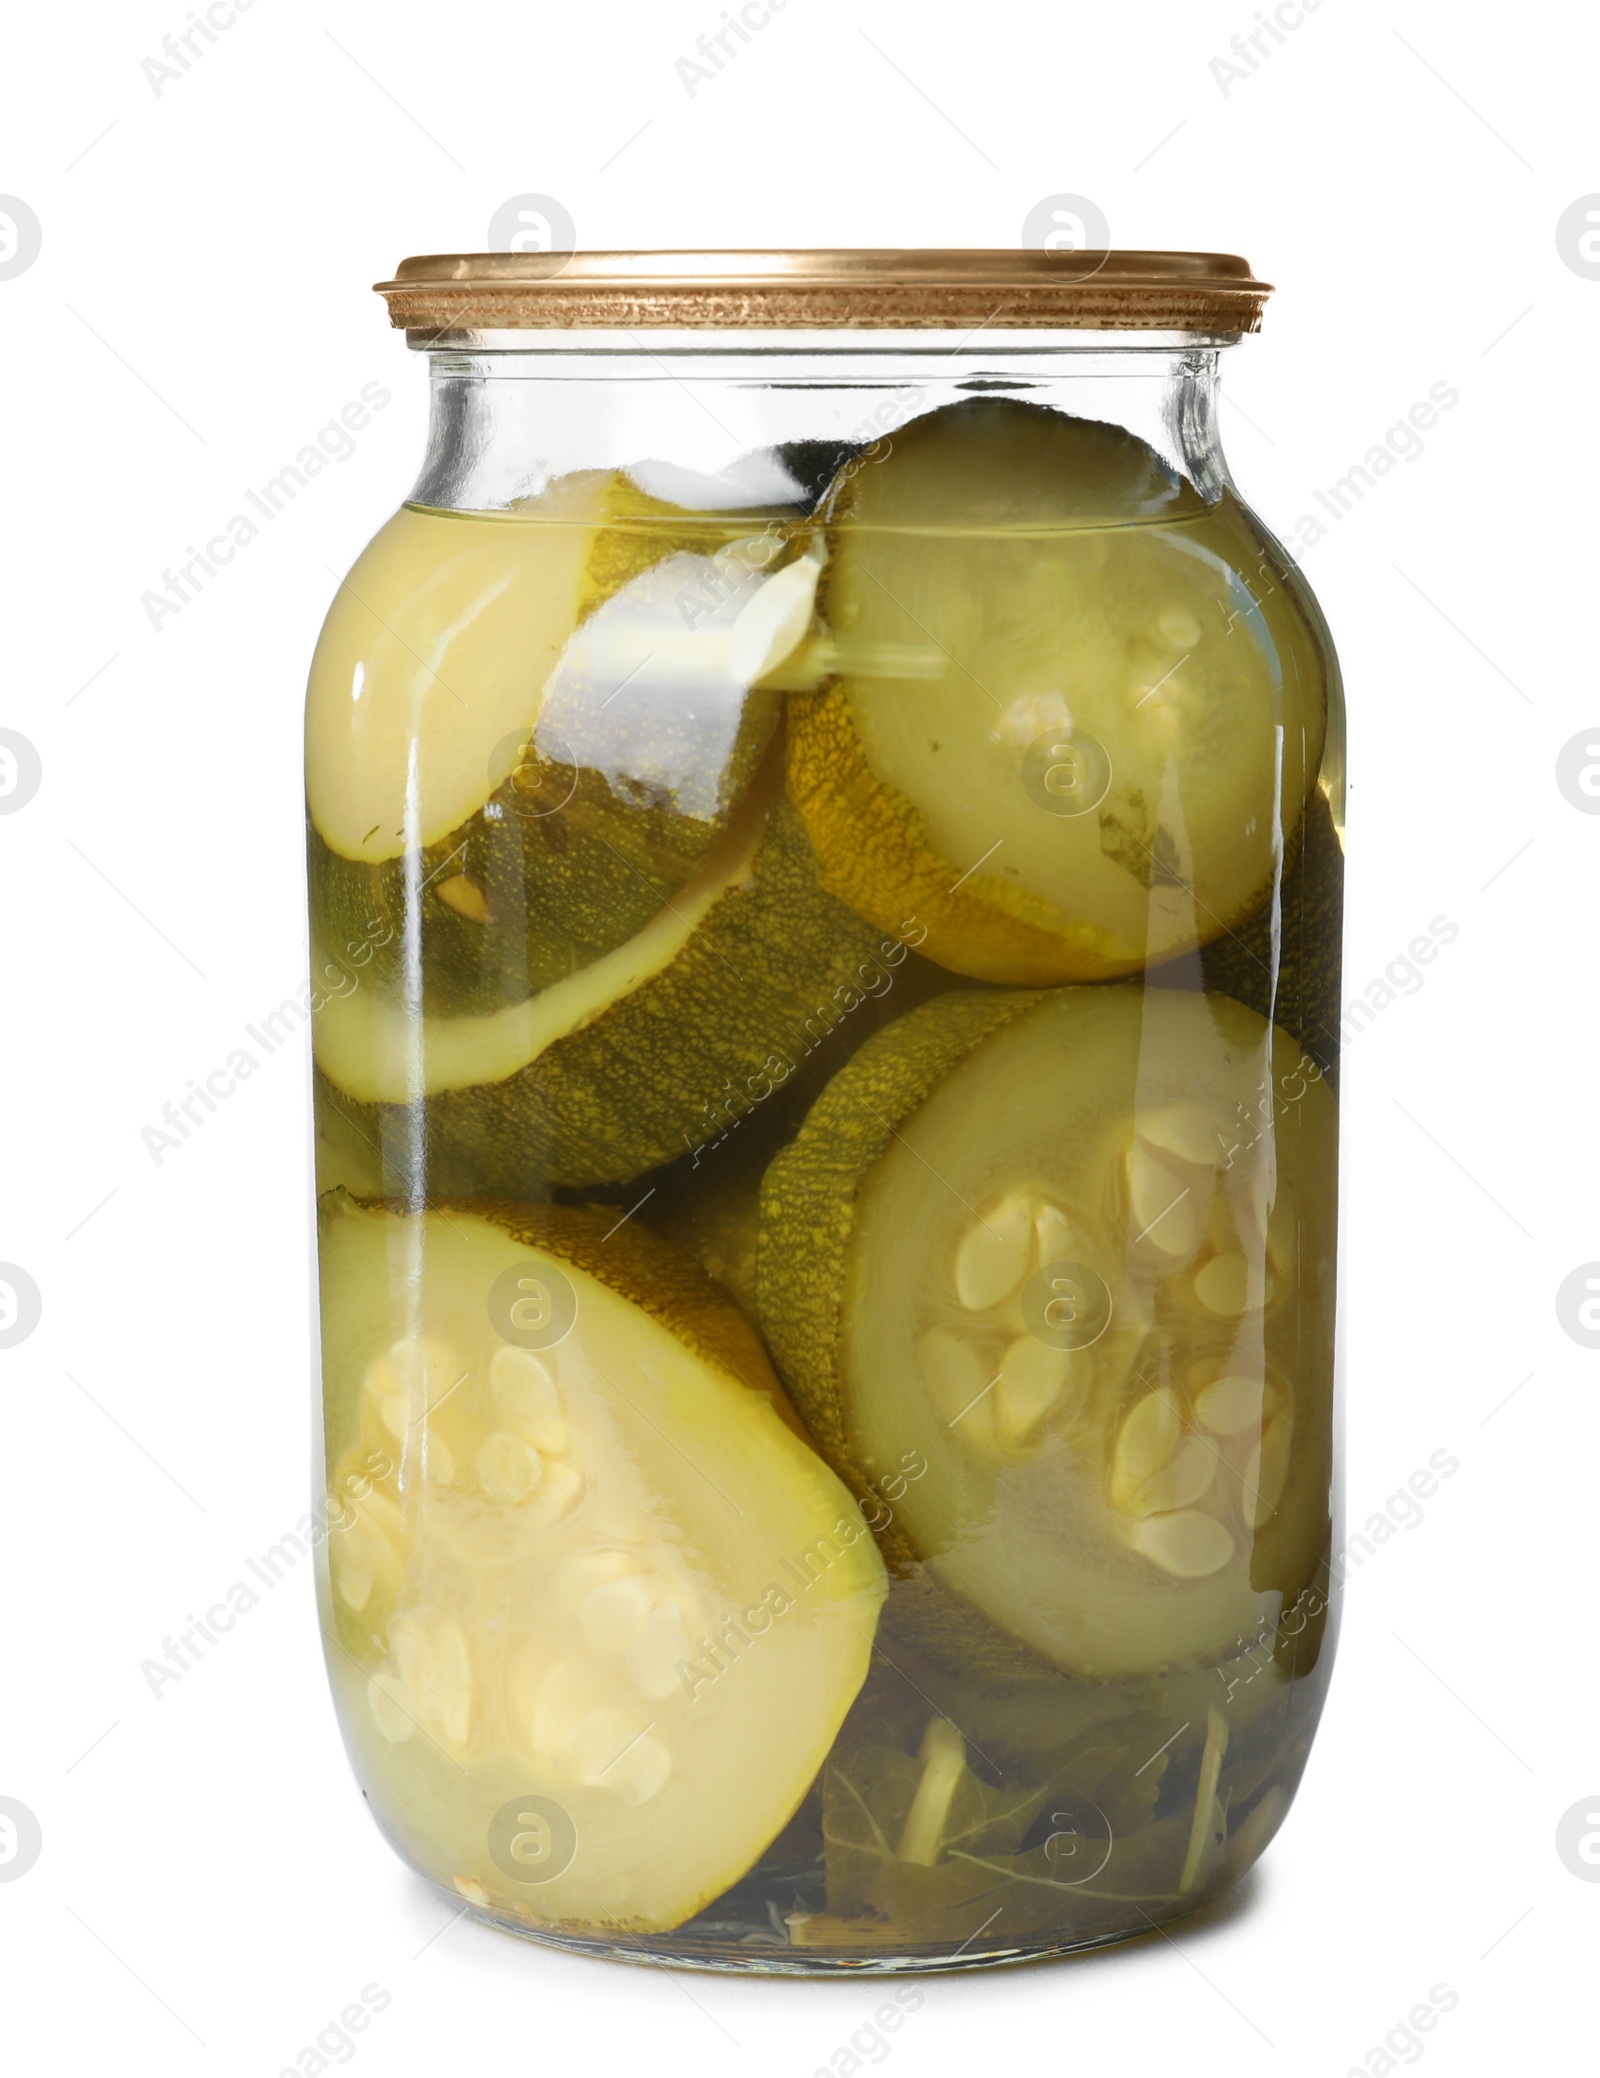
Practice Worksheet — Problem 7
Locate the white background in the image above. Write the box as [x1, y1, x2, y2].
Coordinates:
[2, 1, 1596, 2071]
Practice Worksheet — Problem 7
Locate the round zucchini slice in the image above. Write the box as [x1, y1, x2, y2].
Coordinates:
[307, 473, 820, 1018]
[790, 399, 1329, 984]
[311, 766, 894, 1192]
[319, 1193, 886, 1935]
[758, 984, 1336, 1680]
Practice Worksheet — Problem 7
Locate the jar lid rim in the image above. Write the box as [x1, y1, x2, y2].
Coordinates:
[373, 249, 1272, 335]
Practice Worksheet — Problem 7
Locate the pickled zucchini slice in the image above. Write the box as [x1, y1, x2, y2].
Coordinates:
[307, 473, 818, 1018]
[311, 764, 891, 1191]
[791, 399, 1328, 984]
[319, 1193, 885, 1934]
[759, 985, 1336, 1680]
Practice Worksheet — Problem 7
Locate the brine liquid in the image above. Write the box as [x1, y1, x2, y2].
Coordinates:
[308, 488, 1341, 1969]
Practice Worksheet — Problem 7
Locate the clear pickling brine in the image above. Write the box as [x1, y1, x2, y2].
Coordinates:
[306, 253, 1344, 1972]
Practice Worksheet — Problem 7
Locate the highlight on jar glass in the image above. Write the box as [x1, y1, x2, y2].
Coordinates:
[305, 248, 1345, 1972]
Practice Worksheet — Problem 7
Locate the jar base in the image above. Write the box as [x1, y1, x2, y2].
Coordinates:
[447, 1887, 1235, 1977]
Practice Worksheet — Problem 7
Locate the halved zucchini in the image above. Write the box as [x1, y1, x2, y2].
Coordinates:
[319, 1192, 886, 1934]
[311, 762, 894, 1192]
[307, 474, 820, 1018]
[789, 399, 1328, 984]
[758, 984, 1336, 1680]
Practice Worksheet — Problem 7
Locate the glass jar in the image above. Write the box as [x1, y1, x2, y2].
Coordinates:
[305, 250, 1344, 1972]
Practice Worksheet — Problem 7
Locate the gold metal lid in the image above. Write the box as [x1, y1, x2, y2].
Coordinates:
[373, 250, 1271, 337]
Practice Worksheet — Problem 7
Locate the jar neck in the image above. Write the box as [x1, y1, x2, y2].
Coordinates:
[406, 341, 1236, 515]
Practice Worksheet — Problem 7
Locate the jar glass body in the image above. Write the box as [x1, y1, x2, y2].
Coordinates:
[305, 329, 1344, 1972]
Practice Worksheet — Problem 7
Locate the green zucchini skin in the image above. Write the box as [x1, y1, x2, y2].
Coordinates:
[306, 755, 742, 1023]
[321, 795, 903, 1195]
